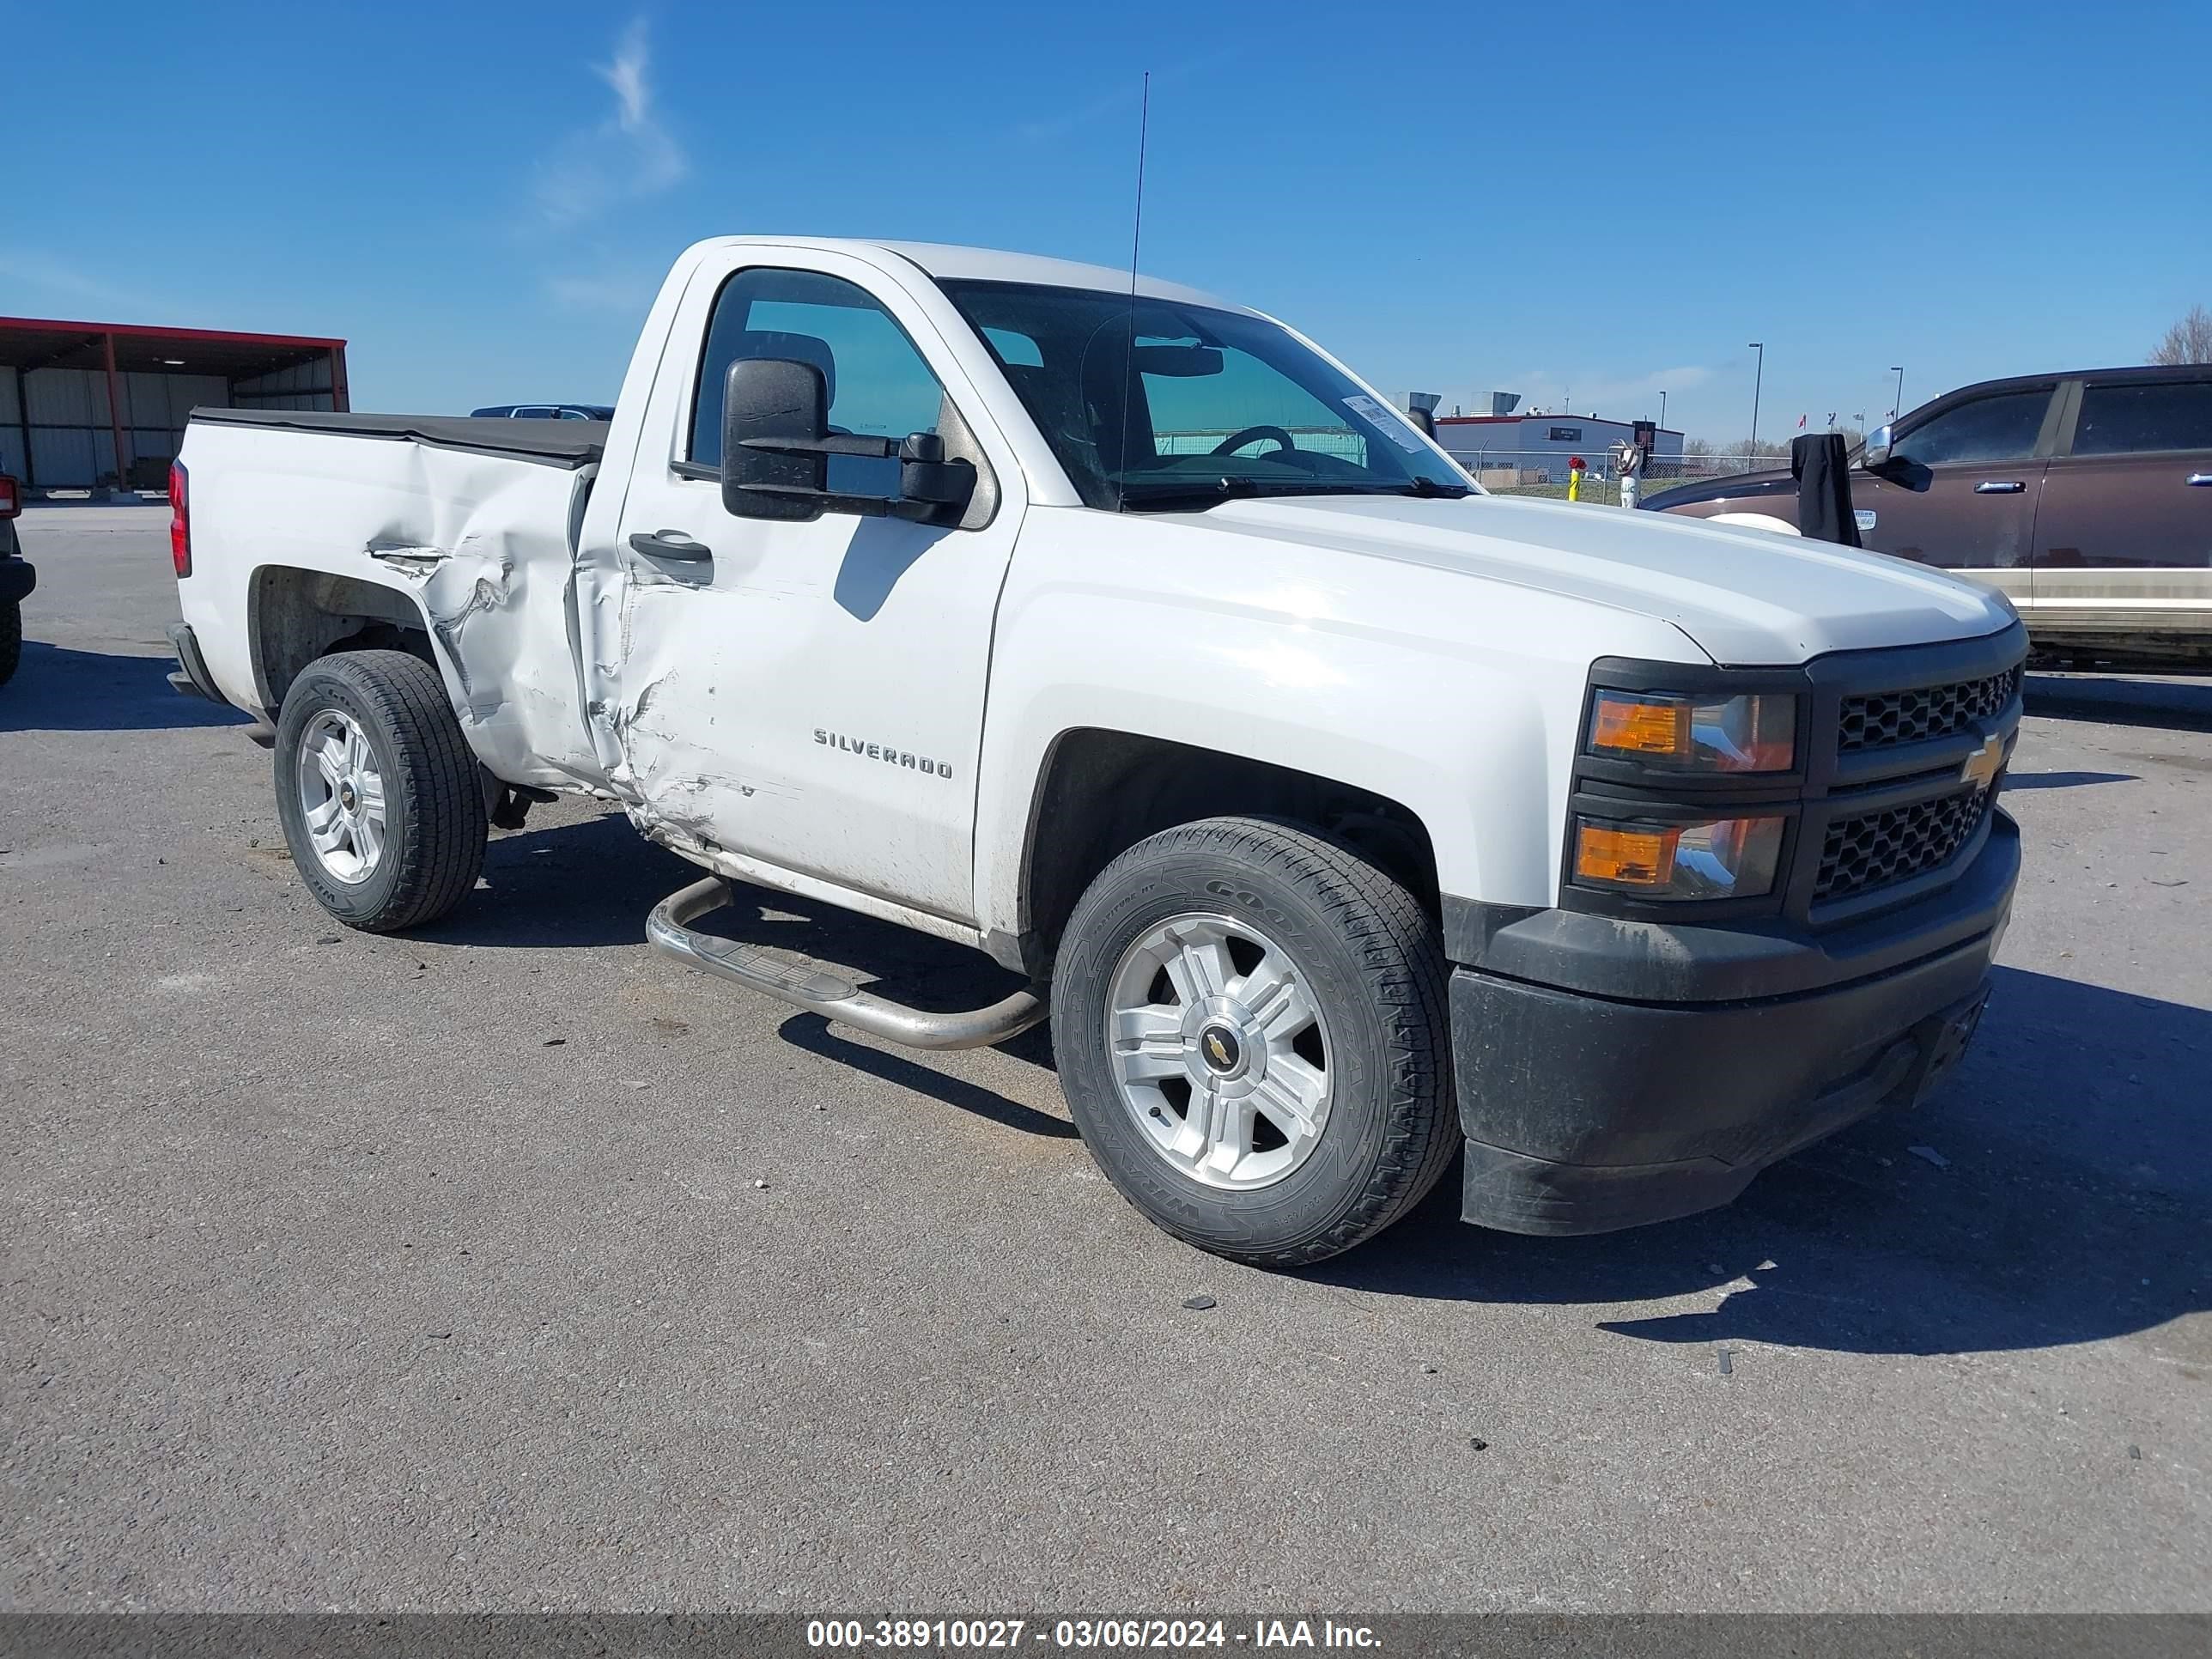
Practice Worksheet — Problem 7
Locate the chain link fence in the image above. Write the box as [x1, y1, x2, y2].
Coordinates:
[1443, 448, 1790, 507]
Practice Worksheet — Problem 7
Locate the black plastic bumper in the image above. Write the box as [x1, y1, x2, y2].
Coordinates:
[1451, 812, 2016, 1236]
[166, 622, 227, 705]
[0, 555, 33, 606]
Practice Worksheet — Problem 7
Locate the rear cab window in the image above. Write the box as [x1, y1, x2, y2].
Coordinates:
[2071, 379, 2212, 456]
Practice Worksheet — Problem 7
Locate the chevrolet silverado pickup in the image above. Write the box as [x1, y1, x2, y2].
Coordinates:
[166, 237, 2024, 1266]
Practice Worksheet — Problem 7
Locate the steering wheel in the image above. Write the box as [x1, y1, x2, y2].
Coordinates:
[1212, 424, 1296, 457]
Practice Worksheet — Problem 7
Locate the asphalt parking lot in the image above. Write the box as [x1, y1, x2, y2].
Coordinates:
[3, 505, 2208, 1613]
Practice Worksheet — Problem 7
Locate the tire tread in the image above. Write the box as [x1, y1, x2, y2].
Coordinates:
[1057, 815, 1458, 1267]
[277, 648, 486, 932]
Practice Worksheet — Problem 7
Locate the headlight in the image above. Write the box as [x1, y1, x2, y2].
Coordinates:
[1589, 690, 1796, 773]
[1573, 814, 1785, 900]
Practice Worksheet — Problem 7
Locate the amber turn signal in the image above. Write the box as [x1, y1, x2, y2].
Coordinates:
[1587, 689, 1797, 772]
[1589, 695, 1689, 759]
[1574, 822, 1678, 887]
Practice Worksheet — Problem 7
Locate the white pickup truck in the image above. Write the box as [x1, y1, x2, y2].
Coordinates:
[167, 237, 2025, 1265]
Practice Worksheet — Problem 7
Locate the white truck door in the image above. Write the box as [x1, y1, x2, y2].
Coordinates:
[602, 248, 1024, 925]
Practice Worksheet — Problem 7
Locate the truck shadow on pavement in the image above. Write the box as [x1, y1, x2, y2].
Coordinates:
[408, 811, 2208, 1356]
[2000, 769, 2137, 790]
[1320, 967, 2210, 1358]
[0, 643, 252, 732]
[415, 810, 702, 948]
[422, 809, 1049, 1037]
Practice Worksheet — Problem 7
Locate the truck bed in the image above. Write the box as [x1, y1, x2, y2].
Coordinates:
[175, 407, 612, 794]
[190, 407, 608, 469]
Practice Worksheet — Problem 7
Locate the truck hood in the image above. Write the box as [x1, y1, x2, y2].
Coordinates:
[1188, 493, 2015, 666]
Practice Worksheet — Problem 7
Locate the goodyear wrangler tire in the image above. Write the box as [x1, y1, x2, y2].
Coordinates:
[272, 649, 487, 933]
[1052, 816, 1457, 1266]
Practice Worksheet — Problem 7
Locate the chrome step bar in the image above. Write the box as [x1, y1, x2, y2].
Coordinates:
[646, 875, 1047, 1051]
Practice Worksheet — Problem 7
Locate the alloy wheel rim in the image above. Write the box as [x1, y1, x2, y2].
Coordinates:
[295, 709, 386, 884]
[1104, 912, 1333, 1190]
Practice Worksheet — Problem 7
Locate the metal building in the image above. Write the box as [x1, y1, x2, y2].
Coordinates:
[0, 318, 348, 493]
[1433, 412, 1683, 484]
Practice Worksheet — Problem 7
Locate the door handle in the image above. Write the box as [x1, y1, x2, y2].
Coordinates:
[2188, 473, 2212, 487]
[1974, 480, 2027, 494]
[629, 529, 712, 562]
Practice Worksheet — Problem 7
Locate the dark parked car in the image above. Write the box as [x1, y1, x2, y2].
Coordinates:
[469, 403, 614, 421]
[0, 473, 32, 685]
[1644, 366, 2212, 665]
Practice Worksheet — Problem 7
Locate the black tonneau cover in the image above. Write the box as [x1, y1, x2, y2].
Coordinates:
[190, 407, 607, 469]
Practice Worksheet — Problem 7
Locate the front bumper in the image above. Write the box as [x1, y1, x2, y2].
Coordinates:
[0, 554, 33, 606]
[1451, 810, 2016, 1236]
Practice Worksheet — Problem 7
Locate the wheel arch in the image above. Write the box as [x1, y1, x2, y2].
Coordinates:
[1004, 726, 1442, 980]
[247, 564, 436, 715]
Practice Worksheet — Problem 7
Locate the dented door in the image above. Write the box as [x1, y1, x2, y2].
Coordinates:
[588, 247, 1024, 926]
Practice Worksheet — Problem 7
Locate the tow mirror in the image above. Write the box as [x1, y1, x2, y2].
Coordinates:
[1860, 423, 1893, 470]
[720, 356, 975, 527]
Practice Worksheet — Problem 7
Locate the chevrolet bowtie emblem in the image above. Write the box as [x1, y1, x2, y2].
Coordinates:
[1960, 732, 2005, 792]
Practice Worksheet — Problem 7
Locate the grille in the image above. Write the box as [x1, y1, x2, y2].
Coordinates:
[1816, 789, 1990, 902]
[1838, 666, 2021, 754]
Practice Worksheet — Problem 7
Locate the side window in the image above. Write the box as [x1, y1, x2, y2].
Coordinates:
[1892, 390, 2051, 466]
[690, 267, 945, 496]
[2072, 380, 2212, 457]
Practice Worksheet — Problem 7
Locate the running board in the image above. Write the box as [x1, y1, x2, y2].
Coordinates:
[646, 876, 1047, 1051]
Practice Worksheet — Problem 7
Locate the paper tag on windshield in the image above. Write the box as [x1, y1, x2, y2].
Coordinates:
[1343, 394, 1429, 453]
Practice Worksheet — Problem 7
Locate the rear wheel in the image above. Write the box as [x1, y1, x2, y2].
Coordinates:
[272, 648, 486, 932]
[0, 599, 20, 686]
[1052, 817, 1457, 1266]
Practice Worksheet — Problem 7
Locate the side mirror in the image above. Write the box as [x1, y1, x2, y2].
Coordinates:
[720, 356, 975, 527]
[1860, 423, 1893, 470]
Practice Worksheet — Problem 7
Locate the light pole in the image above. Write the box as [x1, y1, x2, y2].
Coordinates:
[1747, 343, 1765, 471]
[1889, 365, 1905, 422]
[1659, 390, 1668, 432]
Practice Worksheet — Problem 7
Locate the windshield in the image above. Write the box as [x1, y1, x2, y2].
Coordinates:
[937, 280, 1471, 512]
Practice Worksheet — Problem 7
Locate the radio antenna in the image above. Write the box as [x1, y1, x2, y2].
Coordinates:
[1115, 71, 1151, 512]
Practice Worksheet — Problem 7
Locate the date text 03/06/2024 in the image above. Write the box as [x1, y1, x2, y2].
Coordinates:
[805, 1618, 1382, 1649]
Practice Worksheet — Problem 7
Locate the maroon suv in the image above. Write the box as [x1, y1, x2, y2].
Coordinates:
[1642, 366, 2212, 665]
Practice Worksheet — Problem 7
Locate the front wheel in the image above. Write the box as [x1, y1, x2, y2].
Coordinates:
[272, 648, 487, 932]
[1052, 817, 1458, 1267]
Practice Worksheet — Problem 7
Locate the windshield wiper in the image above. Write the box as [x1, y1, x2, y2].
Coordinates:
[1118, 477, 1474, 513]
[1116, 477, 1264, 513]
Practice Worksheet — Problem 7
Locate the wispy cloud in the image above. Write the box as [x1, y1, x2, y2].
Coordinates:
[544, 269, 659, 313]
[0, 251, 154, 313]
[1015, 80, 1147, 145]
[532, 19, 687, 228]
[1012, 55, 1227, 145]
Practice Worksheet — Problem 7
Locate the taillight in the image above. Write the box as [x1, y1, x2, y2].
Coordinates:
[0, 475, 19, 520]
[170, 462, 191, 578]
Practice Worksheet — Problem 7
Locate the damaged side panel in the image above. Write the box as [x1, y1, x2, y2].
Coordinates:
[176, 419, 607, 793]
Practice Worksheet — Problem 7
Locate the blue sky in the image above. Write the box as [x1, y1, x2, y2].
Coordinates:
[8, 0, 2206, 442]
